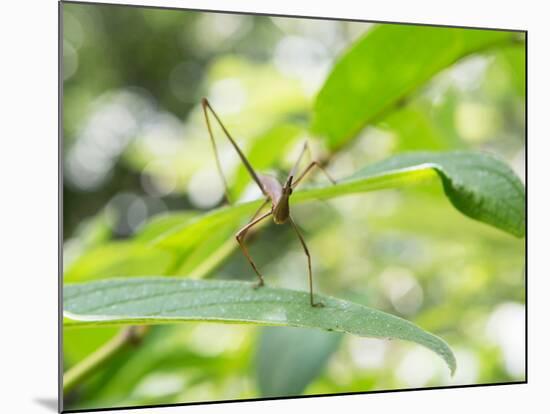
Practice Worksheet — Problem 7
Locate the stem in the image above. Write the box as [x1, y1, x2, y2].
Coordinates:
[63, 326, 148, 395]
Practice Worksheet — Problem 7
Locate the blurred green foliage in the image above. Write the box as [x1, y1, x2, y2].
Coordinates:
[312, 25, 517, 150]
[63, 2, 525, 411]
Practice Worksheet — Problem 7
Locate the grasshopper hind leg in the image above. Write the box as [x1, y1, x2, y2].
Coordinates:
[288, 216, 324, 307]
[235, 210, 272, 289]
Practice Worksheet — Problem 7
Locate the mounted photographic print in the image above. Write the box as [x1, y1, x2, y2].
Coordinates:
[61, 1, 526, 412]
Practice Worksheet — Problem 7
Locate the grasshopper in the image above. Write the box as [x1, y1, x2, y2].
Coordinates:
[201, 98, 335, 306]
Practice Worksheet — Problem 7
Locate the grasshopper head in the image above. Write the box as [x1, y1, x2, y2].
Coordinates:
[283, 176, 294, 196]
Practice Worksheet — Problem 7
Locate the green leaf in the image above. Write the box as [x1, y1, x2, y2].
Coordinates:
[255, 327, 343, 397]
[64, 242, 175, 282]
[499, 45, 526, 97]
[134, 212, 198, 242]
[312, 24, 516, 150]
[340, 151, 525, 237]
[382, 105, 462, 151]
[63, 277, 456, 374]
[172, 222, 237, 277]
[65, 213, 196, 282]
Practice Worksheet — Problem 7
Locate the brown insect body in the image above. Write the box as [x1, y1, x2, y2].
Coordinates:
[259, 174, 293, 224]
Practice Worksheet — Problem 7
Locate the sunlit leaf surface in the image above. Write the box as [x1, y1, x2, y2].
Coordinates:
[64, 277, 456, 374]
[319, 151, 525, 237]
[312, 25, 517, 149]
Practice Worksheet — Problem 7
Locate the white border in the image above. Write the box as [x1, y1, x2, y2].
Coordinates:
[2, 0, 546, 413]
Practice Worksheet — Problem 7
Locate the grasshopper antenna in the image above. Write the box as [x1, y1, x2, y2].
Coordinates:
[201, 98, 267, 204]
[201, 98, 233, 204]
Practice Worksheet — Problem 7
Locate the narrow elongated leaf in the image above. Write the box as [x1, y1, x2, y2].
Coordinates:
[340, 151, 526, 237]
[64, 277, 456, 374]
[134, 212, 198, 242]
[312, 24, 517, 149]
[155, 151, 524, 253]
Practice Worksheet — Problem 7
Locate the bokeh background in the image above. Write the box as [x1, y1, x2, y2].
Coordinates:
[62, 2, 526, 411]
